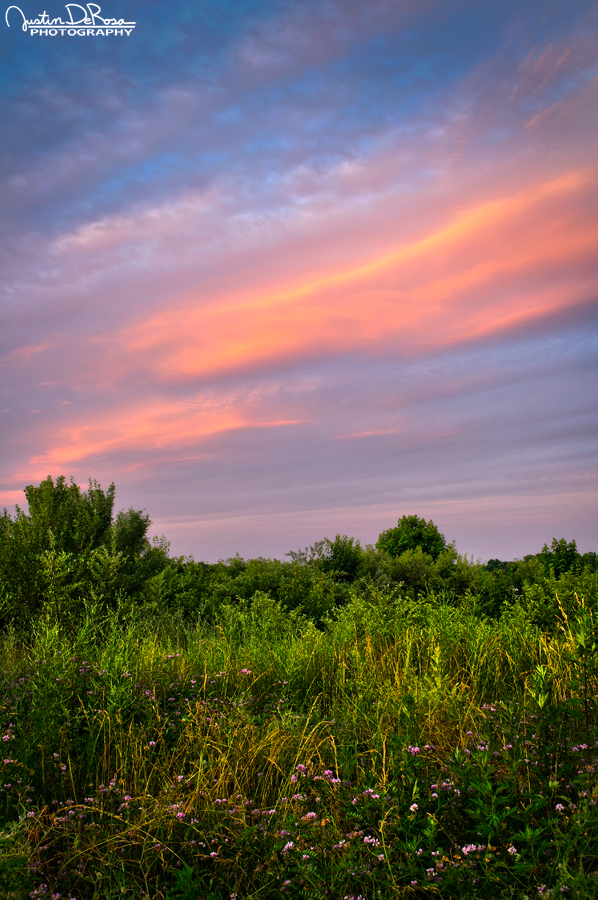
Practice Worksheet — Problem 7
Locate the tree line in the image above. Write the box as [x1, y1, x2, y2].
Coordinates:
[0, 475, 596, 633]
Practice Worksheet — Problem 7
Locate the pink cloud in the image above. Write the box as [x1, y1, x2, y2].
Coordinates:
[24, 395, 304, 476]
[110, 167, 597, 381]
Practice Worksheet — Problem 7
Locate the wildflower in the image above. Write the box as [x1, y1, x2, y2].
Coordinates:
[282, 841, 294, 852]
[507, 845, 517, 855]
[240, 668, 252, 675]
[363, 787, 380, 799]
[461, 844, 484, 856]
[409, 803, 418, 813]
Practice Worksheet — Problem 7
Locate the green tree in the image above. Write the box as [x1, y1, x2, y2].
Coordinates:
[376, 515, 447, 561]
[112, 507, 151, 558]
[24, 475, 115, 554]
[0, 476, 167, 628]
[537, 538, 580, 576]
[319, 534, 363, 582]
[0, 505, 42, 620]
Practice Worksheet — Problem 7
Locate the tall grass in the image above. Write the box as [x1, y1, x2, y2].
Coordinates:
[0, 590, 596, 898]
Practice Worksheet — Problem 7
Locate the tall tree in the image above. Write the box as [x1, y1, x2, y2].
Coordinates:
[538, 538, 580, 575]
[376, 515, 447, 561]
[24, 475, 115, 554]
[0, 476, 136, 626]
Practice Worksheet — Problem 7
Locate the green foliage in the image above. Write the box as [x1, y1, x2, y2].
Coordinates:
[318, 534, 364, 581]
[165, 864, 206, 899]
[0, 506, 44, 621]
[1, 478, 598, 896]
[534, 537, 580, 575]
[149, 553, 348, 626]
[0, 477, 168, 629]
[219, 590, 309, 649]
[0, 593, 597, 899]
[112, 506, 152, 557]
[376, 514, 447, 560]
[25, 474, 115, 554]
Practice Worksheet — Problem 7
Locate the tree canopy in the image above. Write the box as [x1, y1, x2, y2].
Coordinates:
[0, 475, 596, 635]
[376, 514, 447, 560]
[23, 475, 115, 554]
[0, 476, 155, 625]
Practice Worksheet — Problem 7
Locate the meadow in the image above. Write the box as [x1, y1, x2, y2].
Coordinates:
[0, 479, 597, 899]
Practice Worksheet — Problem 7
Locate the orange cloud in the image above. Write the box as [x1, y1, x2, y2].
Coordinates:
[27, 399, 303, 474]
[335, 429, 400, 439]
[118, 167, 597, 379]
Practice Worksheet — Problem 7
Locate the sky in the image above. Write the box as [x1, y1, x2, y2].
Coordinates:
[1, 0, 597, 562]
